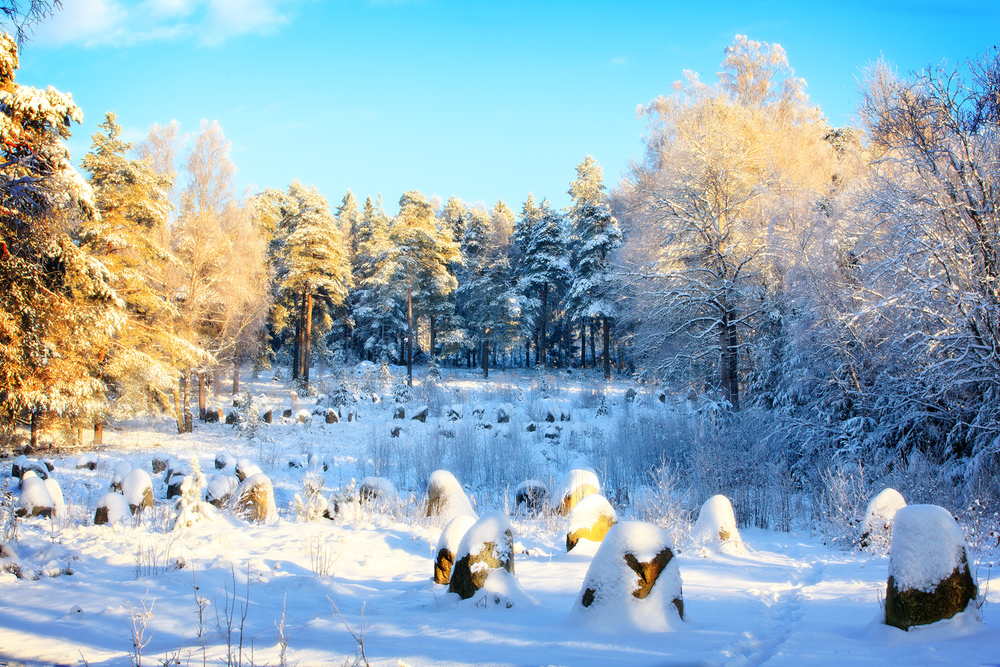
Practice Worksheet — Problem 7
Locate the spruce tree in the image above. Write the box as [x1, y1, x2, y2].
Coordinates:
[518, 198, 570, 368]
[351, 196, 405, 363]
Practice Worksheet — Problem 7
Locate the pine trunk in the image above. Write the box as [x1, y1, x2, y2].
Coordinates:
[232, 360, 240, 395]
[30, 411, 38, 450]
[590, 318, 597, 369]
[292, 311, 301, 382]
[719, 310, 740, 410]
[94, 422, 103, 446]
[198, 372, 206, 420]
[603, 316, 611, 380]
[430, 316, 436, 361]
[540, 284, 548, 369]
[303, 290, 313, 391]
[580, 321, 587, 368]
[406, 282, 414, 387]
[483, 338, 489, 380]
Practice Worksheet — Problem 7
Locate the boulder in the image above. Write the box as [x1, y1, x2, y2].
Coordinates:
[94, 492, 131, 526]
[206, 474, 238, 509]
[448, 512, 514, 600]
[263, 409, 274, 424]
[390, 425, 403, 438]
[514, 480, 547, 513]
[166, 471, 188, 500]
[109, 461, 133, 493]
[691, 495, 744, 553]
[76, 453, 98, 471]
[359, 476, 396, 503]
[885, 504, 977, 630]
[860, 488, 907, 551]
[16, 476, 54, 518]
[411, 405, 429, 423]
[434, 514, 478, 584]
[151, 453, 170, 475]
[567, 494, 618, 551]
[446, 405, 463, 421]
[573, 521, 684, 632]
[44, 477, 64, 517]
[204, 406, 221, 423]
[215, 451, 237, 470]
[625, 387, 637, 403]
[497, 404, 513, 424]
[426, 470, 476, 522]
[225, 411, 239, 426]
[556, 469, 600, 516]
[393, 405, 405, 420]
[231, 473, 279, 524]
[325, 409, 339, 424]
[122, 469, 154, 515]
[235, 458, 262, 483]
[295, 408, 312, 424]
[12, 456, 47, 481]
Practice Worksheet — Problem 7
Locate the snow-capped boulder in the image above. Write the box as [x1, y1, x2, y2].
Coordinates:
[122, 469, 154, 515]
[295, 408, 312, 424]
[76, 453, 97, 471]
[625, 387, 637, 403]
[434, 514, 478, 584]
[691, 495, 744, 553]
[571, 521, 684, 632]
[497, 404, 513, 424]
[426, 470, 476, 522]
[411, 405, 429, 423]
[514, 480, 548, 513]
[449, 512, 515, 600]
[206, 474, 238, 509]
[150, 452, 170, 475]
[215, 451, 237, 470]
[235, 459, 262, 483]
[17, 476, 54, 518]
[541, 400, 571, 423]
[556, 469, 600, 515]
[325, 408, 339, 424]
[43, 477, 64, 517]
[567, 494, 618, 551]
[109, 461, 132, 492]
[166, 470, 189, 500]
[232, 473, 278, 524]
[359, 476, 396, 503]
[393, 405, 405, 420]
[12, 456, 47, 481]
[94, 492, 131, 525]
[860, 488, 906, 551]
[205, 405, 222, 423]
[446, 404, 463, 421]
[885, 504, 977, 630]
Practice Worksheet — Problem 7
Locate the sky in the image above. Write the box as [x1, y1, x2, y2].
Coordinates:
[11, 0, 1000, 215]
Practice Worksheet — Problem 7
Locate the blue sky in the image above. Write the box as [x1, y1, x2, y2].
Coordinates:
[13, 0, 1000, 214]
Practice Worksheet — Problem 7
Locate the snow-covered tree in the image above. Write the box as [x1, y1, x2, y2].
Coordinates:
[351, 195, 405, 363]
[80, 112, 206, 434]
[0, 33, 122, 447]
[566, 156, 622, 378]
[518, 198, 570, 368]
[277, 181, 352, 391]
[387, 191, 460, 385]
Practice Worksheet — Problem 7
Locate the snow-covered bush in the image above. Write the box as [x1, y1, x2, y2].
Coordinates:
[170, 457, 217, 530]
[293, 473, 329, 522]
[570, 521, 684, 633]
[885, 504, 978, 630]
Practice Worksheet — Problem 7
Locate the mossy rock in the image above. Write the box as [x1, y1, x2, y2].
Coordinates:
[433, 547, 455, 585]
[885, 557, 977, 630]
[580, 545, 683, 619]
[567, 512, 617, 551]
[448, 537, 513, 600]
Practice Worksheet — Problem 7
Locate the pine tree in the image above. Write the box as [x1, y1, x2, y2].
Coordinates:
[518, 198, 570, 368]
[80, 111, 206, 433]
[0, 33, 122, 447]
[336, 190, 360, 263]
[387, 191, 460, 385]
[278, 181, 352, 391]
[565, 156, 622, 378]
[351, 195, 405, 363]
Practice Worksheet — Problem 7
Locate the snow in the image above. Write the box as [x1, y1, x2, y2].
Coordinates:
[121, 468, 153, 510]
[95, 492, 131, 524]
[359, 476, 396, 500]
[427, 469, 476, 523]
[556, 468, 600, 513]
[17, 476, 53, 516]
[691, 494, 745, 554]
[567, 493, 617, 543]
[456, 511, 513, 562]
[1, 369, 999, 665]
[570, 521, 683, 633]
[889, 504, 972, 593]
[43, 477, 64, 517]
[862, 488, 907, 551]
[437, 514, 478, 559]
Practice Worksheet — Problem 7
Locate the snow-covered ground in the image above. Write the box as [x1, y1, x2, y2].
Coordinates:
[1, 367, 998, 666]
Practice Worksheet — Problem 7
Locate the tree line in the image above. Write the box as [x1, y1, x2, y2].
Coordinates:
[3, 24, 1000, 508]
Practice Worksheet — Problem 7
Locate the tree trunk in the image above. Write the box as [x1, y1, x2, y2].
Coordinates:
[30, 411, 38, 450]
[94, 422, 103, 446]
[430, 316, 437, 361]
[198, 371, 206, 420]
[232, 359, 240, 395]
[580, 320, 587, 368]
[173, 376, 186, 434]
[540, 284, 548, 369]
[303, 290, 313, 392]
[603, 316, 611, 380]
[590, 318, 597, 369]
[213, 369, 220, 397]
[483, 337, 489, 380]
[292, 312, 301, 382]
[719, 310, 740, 410]
[406, 282, 414, 387]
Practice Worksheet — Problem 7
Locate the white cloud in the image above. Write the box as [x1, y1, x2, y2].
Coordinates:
[32, 0, 299, 48]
